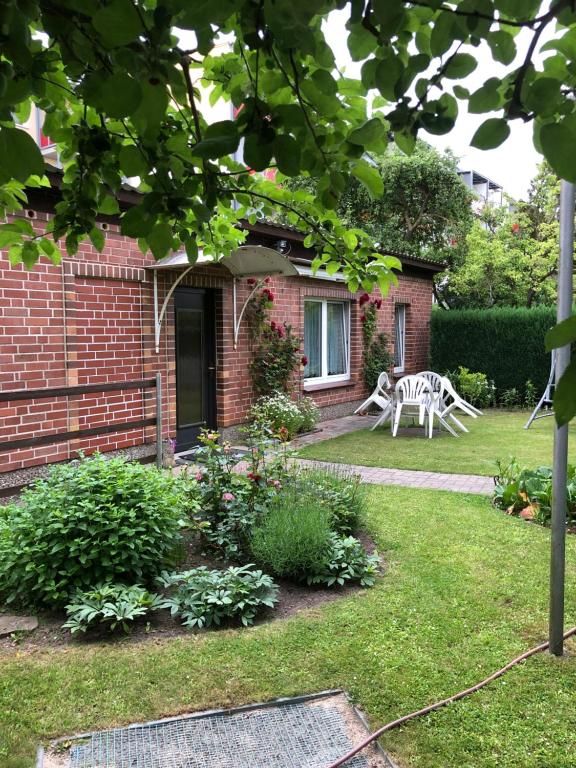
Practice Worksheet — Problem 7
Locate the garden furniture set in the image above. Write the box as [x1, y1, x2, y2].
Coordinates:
[354, 370, 482, 438]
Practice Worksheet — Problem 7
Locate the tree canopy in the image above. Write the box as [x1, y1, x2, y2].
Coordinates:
[1, 0, 576, 420]
[440, 163, 561, 309]
[284, 142, 473, 267]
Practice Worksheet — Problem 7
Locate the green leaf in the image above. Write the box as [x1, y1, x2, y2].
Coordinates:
[131, 82, 169, 136]
[119, 145, 147, 177]
[430, 12, 457, 57]
[0, 127, 44, 183]
[351, 159, 383, 198]
[487, 31, 516, 65]
[243, 133, 274, 172]
[540, 121, 576, 182]
[89, 226, 105, 253]
[524, 78, 563, 118]
[347, 25, 376, 62]
[546, 316, 576, 350]
[444, 53, 477, 79]
[93, 0, 143, 47]
[120, 206, 155, 238]
[273, 134, 301, 176]
[100, 74, 142, 118]
[185, 237, 199, 264]
[193, 121, 240, 159]
[146, 222, 174, 260]
[470, 118, 510, 149]
[553, 358, 576, 426]
[98, 196, 121, 215]
[468, 79, 502, 113]
[375, 55, 403, 100]
[348, 118, 385, 147]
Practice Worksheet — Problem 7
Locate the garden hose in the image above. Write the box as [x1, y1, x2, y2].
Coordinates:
[325, 626, 576, 768]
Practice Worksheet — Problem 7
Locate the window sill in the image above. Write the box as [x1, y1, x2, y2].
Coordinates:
[303, 378, 353, 392]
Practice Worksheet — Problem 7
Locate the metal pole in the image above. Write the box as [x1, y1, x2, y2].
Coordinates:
[155, 372, 163, 469]
[549, 180, 574, 656]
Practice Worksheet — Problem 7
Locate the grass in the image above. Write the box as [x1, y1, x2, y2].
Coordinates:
[2, 486, 576, 767]
[299, 409, 576, 476]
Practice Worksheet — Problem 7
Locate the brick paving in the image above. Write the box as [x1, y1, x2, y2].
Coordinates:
[291, 414, 494, 496]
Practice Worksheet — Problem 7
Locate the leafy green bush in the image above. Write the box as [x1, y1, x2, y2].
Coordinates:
[449, 366, 495, 408]
[431, 305, 556, 396]
[525, 380, 537, 408]
[307, 534, 380, 587]
[157, 565, 278, 628]
[63, 584, 164, 634]
[250, 393, 319, 440]
[500, 387, 520, 409]
[0, 453, 189, 607]
[250, 487, 333, 580]
[294, 467, 365, 535]
[493, 458, 576, 526]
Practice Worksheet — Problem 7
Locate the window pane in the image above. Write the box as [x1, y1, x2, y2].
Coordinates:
[176, 309, 203, 427]
[327, 302, 347, 375]
[394, 305, 405, 368]
[304, 302, 322, 378]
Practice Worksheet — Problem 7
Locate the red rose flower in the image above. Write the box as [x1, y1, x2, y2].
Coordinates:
[277, 326, 284, 338]
[264, 276, 271, 284]
[301, 355, 308, 365]
[374, 298, 382, 309]
[247, 277, 257, 286]
[360, 314, 366, 323]
[359, 292, 370, 306]
[270, 320, 276, 330]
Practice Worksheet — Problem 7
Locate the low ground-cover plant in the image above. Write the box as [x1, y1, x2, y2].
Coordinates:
[493, 458, 576, 526]
[0, 453, 190, 607]
[157, 565, 278, 628]
[250, 393, 319, 440]
[63, 584, 164, 634]
[307, 534, 380, 587]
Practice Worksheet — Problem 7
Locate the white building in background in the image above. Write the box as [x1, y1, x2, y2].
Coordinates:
[458, 168, 504, 207]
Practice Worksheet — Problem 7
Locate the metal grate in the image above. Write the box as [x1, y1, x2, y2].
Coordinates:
[51, 692, 393, 768]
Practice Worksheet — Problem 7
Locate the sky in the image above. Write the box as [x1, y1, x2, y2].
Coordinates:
[324, 11, 552, 201]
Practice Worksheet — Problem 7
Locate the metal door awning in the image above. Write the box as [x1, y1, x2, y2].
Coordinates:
[147, 245, 298, 352]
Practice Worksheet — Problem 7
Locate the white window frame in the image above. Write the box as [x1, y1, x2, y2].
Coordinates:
[304, 299, 350, 385]
[394, 304, 406, 374]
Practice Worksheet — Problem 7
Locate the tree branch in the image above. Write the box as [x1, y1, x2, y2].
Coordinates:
[180, 57, 202, 142]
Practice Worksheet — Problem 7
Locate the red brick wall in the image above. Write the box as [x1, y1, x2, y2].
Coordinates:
[0, 207, 434, 473]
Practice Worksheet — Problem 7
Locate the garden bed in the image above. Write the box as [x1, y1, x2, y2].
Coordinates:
[0, 531, 380, 654]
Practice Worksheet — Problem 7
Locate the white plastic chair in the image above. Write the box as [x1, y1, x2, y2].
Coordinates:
[418, 371, 443, 395]
[392, 375, 434, 438]
[440, 377, 482, 420]
[354, 372, 391, 416]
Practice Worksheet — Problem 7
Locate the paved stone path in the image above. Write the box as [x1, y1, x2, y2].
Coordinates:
[291, 413, 494, 495]
[295, 458, 493, 495]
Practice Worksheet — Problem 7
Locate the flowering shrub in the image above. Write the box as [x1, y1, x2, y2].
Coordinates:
[250, 392, 319, 440]
[194, 428, 291, 560]
[360, 295, 390, 390]
[294, 467, 365, 534]
[246, 280, 303, 396]
[157, 565, 278, 628]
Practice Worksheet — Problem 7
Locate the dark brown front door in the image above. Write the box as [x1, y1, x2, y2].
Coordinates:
[174, 288, 216, 451]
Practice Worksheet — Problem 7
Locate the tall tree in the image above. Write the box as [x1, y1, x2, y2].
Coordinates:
[440, 163, 561, 309]
[284, 142, 473, 270]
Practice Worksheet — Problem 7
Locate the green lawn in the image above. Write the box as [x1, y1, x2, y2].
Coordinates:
[2, 486, 576, 768]
[299, 410, 576, 476]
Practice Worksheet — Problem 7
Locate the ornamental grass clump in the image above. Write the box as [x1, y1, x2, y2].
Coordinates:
[0, 453, 189, 607]
[249, 487, 333, 580]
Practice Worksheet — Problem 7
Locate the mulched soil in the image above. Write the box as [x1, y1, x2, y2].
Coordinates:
[0, 532, 381, 655]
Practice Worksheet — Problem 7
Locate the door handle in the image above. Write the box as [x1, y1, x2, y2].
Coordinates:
[207, 365, 216, 372]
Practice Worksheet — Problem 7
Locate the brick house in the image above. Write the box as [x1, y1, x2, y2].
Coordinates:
[0, 176, 441, 487]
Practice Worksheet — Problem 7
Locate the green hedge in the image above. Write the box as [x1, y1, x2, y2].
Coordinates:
[430, 306, 556, 397]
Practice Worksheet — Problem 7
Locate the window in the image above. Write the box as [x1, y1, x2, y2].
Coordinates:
[304, 299, 350, 384]
[394, 304, 406, 373]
